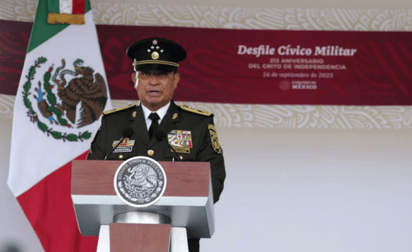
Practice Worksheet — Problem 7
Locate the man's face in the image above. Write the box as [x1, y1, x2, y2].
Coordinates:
[132, 70, 180, 111]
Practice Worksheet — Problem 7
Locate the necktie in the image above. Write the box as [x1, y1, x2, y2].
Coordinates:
[148, 113, 160, 139]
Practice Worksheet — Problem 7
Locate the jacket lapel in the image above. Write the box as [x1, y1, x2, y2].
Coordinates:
[148, 101, 180, 148]
[130, 105, 150, 146]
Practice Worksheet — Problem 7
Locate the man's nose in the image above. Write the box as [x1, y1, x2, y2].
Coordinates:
[148, 75, 160, 84]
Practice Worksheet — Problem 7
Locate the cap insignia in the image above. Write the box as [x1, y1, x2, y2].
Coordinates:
[152, 39, 158, 45]
[151, 51, 159, 60]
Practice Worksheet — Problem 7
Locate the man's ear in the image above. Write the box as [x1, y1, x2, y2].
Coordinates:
[173, 73, 180, 89]
[132, 72, 137, 83]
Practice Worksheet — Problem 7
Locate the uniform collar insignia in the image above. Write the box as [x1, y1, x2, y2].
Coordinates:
[168, 100, 180, 122]
[129, 107, 140, 121]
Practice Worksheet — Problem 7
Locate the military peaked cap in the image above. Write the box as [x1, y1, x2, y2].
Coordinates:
[127, 37, 187, 72]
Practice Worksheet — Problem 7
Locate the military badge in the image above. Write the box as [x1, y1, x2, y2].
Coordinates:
[168, 130, 192, 153]
[114, 156, 167, 208]
[112, 138, 135, 153]
[208, 124, 222, 154]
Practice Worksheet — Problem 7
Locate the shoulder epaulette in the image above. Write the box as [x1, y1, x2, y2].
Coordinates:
[103, 104, 136, 115]
[180, 105, 211, 116]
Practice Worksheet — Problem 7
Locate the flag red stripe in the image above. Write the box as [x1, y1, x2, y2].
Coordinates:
[17, 152, 97, 252]
[72, 0, 85, 14]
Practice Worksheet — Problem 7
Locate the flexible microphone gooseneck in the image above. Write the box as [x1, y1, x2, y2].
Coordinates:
[104, 127, 134, 160]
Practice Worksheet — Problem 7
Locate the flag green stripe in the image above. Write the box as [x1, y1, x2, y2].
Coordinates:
[47, 0, 60, 13]
[27, 0, 91, 53]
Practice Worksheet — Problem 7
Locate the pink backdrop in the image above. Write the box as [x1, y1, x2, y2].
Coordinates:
[1, 20, 412, 105]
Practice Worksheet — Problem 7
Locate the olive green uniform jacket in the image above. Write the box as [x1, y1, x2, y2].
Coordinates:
[87, 101, 226, 203]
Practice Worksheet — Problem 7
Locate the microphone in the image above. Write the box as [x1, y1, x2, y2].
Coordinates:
[155, 130, 167, 141]
[104, 127, 134, 160]
[155, 130, 179, 162]
[123, 127, 134, 138]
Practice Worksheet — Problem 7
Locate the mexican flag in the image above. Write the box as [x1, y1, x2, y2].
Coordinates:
[7, 0, 111, 251]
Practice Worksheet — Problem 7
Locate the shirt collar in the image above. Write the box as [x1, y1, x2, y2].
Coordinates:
[141, 102, 171, 122]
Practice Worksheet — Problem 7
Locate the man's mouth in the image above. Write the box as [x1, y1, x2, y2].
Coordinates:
[148, 90, 161, 96]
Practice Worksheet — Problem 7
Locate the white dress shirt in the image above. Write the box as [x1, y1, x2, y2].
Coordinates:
[141, 102, 171, 131]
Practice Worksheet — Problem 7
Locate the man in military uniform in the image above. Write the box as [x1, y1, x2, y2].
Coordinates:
[87, 37, 226, 252]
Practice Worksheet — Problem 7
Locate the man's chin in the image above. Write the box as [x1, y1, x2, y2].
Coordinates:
[142, 100, 167, 111]
[148, 100, 161, 106]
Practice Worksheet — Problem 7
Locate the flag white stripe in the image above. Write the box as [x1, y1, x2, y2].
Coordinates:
[7, 11, 111, 197]
[60, 0, 73, 14]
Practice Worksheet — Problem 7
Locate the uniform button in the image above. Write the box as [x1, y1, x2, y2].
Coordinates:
[147, 150, 154, 156]
[179, 156, 183, 160]
[119, 155, 123, 159]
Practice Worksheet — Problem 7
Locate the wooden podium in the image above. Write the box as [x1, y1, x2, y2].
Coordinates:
[71, 160, 215, 252]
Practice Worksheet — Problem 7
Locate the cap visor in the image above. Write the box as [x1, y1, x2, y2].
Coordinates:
[135, 64, 177, 73]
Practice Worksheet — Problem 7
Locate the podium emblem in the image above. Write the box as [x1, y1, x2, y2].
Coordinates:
[114, 156, 167, 208]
